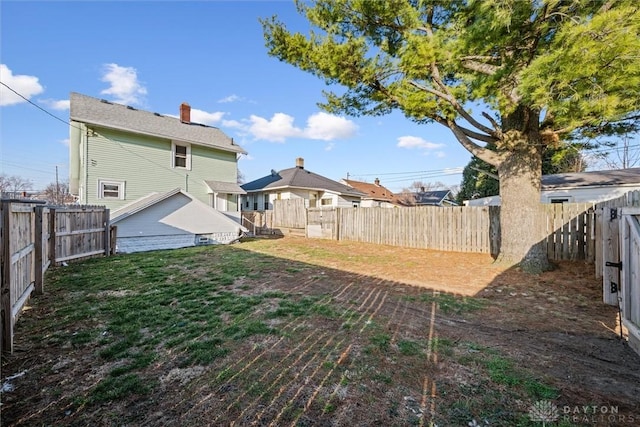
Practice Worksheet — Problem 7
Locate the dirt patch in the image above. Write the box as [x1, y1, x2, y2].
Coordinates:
[2, 237, 639, 426]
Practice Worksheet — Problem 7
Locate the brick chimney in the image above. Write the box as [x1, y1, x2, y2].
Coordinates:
[180, 102, 191, 124]
[374, 178, 380, 186]
[296, 157, 304, 169]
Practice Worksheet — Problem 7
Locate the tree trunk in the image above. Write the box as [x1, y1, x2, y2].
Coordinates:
[495, 106, 552, 273]
[496, 150, 551, 272]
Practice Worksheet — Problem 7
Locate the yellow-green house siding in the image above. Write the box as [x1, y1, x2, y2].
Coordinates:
[77, 125, 239, 210]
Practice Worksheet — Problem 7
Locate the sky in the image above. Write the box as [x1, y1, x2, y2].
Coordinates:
[1, 1, 478, 194]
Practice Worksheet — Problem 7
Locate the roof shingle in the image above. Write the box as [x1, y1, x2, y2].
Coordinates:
[69, 92, 246, 154]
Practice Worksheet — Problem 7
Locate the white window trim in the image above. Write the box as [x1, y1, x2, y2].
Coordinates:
[98, 179, 126, 200]
[171, 141, 191, 170]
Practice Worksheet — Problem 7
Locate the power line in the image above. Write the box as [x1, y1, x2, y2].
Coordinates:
[0, 81, 76, 129]
[1, 82, 192, 179]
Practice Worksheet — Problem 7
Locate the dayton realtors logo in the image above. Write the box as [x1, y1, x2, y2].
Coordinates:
[561, 405, 636, 424]
[528, 400, 559, 425]
[529, 401, 637, 425]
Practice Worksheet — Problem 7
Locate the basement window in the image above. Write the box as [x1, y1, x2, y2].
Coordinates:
[98, 179, 125, 199]
[172, 141, 191, 169]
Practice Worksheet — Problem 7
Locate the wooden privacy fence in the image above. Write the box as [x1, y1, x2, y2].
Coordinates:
[1, 200, 111, 353]
[619, 208, 640, 355]
[334, 206, 501, 254]
[245, 200, 597, 259]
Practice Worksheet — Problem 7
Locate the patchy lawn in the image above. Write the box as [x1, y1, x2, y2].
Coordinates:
[2, 236, 639, 426]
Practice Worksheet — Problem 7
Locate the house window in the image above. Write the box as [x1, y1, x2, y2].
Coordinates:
[550, 198, 570, 204]
[264, 194, 270, 210]
[321, 198, 332, 206]
[172, 142, 191, 169]
[98, 179, 125, 199]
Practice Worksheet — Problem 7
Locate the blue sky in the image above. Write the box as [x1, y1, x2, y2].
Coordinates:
[1, 1, 474, 193]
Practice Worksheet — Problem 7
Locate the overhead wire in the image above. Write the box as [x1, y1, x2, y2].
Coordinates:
[1, 81, 198, 180]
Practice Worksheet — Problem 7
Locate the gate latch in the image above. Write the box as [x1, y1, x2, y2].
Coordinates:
[605, 261, 623, 270]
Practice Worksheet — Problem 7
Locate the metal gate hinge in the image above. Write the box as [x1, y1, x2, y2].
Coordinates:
[610, 282, 619, 294]
[610, 208, 618, 220]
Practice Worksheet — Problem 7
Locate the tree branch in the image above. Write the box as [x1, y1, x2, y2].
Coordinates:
[445, 119, 503, 166]
[481, 112, 502, 134]
[460, 59, 500, 75]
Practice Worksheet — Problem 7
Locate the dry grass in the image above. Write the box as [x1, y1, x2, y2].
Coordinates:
[2, 237, 639, 426]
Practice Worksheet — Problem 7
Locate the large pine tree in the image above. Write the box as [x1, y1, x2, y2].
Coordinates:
[262, 0, 640, 271]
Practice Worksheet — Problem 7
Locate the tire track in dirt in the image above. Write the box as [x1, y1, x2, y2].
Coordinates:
[223, 285, 387, 425]
[147, 280, 357, 425]
[172, 280, 362, 424]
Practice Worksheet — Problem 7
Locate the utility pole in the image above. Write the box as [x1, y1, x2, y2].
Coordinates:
[55, 165, 60, 205]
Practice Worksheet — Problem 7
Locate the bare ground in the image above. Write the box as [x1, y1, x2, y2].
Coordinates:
[1, 237, 639, 426]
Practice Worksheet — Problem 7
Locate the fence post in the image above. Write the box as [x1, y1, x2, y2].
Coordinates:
[110, 226, 118, 255]
[103, 208, 110, 256]
[602, 207, 620, 306]
[34, 206, 44, 295]
[48, 208, 56, 265]
[1, 201, 13, 353]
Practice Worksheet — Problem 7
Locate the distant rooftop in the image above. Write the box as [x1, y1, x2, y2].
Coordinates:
[542, 167, 640, 189]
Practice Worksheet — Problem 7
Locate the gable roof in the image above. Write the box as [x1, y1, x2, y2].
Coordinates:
[342, 179, 395, 202]
[69, 92, 246, 154]
[414, 190, 454, 205]
[110, 188, 248, 232]
[111, 188, 183, 223]
[204, 180, 246, 194]
[542, 167, 640, 190]
[242, 165, 366, 198]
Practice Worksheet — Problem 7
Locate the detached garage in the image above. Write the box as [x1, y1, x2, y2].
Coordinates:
[110, 188, 247, 253]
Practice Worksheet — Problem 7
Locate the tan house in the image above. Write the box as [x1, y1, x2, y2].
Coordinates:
[341, 178, 398, 208]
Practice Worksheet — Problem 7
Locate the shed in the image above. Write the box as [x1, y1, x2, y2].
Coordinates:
[111, 188, 247, 253]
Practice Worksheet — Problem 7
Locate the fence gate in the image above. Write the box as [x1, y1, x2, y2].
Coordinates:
[620, 208, 640, 356]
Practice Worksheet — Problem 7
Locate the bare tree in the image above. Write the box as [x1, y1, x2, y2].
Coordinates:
[0, 174, 33, 198]
[397, 181, 455, 206]
[41, 181, 76, 205]
[603, 134, 640, 169]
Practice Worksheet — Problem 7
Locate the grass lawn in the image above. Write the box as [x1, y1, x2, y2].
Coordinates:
[2, 237, 639, 426]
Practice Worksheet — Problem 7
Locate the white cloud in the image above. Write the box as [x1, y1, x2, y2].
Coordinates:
[325, 142, 336, 151]
[222, 119, 244, 129]
[436, 151, 446, 158]
[60, 138, 70, 147]
[40, 98, 70, 110]
[304, 112, 358, 141]
[100, 63, 147, 105]
[246, 112, 358, 143]
[0, 64, 44, 106]
[397, 136, 445, 150]
[248, 113, 302, 143]
[218, 94, 241, 103]
[190, 108, 225, 125]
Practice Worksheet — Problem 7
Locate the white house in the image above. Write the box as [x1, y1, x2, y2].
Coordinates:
[465, 168, 640, 206]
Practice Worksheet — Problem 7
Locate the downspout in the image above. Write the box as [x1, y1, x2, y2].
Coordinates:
[84, 127, 89, 205]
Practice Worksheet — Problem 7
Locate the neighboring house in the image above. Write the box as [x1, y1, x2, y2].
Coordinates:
[465, 167, 640, 206]
[398, 189, 458, 207]
[110, 188, 247, 253]
[68, 92, 247, 222]
[341, 178, 398, 208]
[241, 158, 366, 210]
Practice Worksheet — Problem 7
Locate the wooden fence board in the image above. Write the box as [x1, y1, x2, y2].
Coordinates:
[1, 201, 109, 354]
